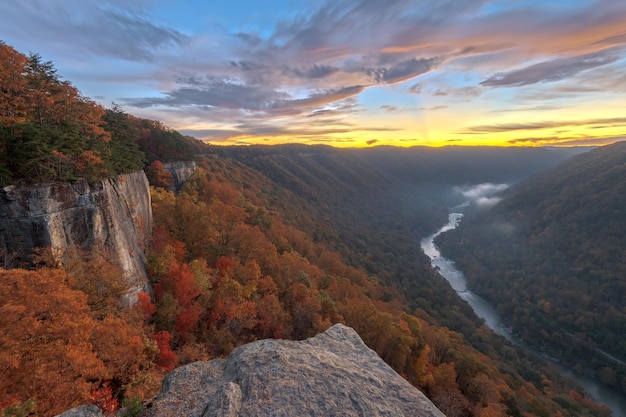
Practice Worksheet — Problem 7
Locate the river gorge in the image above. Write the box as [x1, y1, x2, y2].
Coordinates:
[421, 211, 626, 417]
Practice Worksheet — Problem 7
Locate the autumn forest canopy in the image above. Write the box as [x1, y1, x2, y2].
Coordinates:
[0, 41, 621, 417]
[0, 41, 202, 186]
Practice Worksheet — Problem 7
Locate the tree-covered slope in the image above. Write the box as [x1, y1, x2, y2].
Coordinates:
[438, 141, 626, 394]
[209, 144, 578, 325]
[0, 41, 204, 186]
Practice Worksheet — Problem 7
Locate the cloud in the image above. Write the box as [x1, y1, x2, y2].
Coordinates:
[507, 135, 625, 147]
[463, 117, 626, 134]
[3, 0, 626, 145]
[123, 79, 286, 110]
[458, 183, 509, 199]
[269, 86, 365, 113]
[488, 221, 516, 236]
[0, 1, 188, 62]
[452, 86, 482, 97]
[366, 139, 379, 145]
[285, 65, 340, 80]
[408, 83, 423, 94]
[365, 57, 441, 84]
[480, 49, 622, 87]
[178, 129, 239, 141]
[456, 183, 509, 208]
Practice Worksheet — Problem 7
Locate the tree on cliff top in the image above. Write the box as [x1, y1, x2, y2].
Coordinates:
[0, 42, 209, 186]
[0, 42, 145, 185]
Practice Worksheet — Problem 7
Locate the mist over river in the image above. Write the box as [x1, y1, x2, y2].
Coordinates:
[421, 211, 626, 417]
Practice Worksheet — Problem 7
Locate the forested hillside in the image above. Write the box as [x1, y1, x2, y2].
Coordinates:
[0, 41, 202, 186]
[0, 42, 613, 417]
[210, 145, 576, 327]
[1, 151, 611, 417]
[437, 141, 626, 396]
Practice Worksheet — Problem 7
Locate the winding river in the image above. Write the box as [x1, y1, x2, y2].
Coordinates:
[421, 212, 626, 417]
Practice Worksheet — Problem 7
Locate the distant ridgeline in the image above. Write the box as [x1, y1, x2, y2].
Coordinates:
[0, 41, 204, 187]
[437, 141, 626, 395]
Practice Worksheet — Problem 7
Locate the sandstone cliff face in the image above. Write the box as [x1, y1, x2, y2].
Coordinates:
[162, 160, 196, 192]
[0, 171, 152, 299]
[59, 324, 446, 417]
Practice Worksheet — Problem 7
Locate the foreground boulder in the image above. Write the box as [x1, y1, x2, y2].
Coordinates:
[58, 324, 445, 417]
[147, 323, 444, 416]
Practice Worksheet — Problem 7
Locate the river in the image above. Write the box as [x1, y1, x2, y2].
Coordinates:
[420, 212, 626, 417]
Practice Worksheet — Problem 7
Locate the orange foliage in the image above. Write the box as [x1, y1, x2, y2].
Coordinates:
[145, 160, 173, 188]
[0, 269, 107, 416]
[75, 150, 107, 181]
[256, 294, 291, 339]
[90, 316, 146, 385]
[0, 43, 29, 126]
[175, 303, 203, 341]
[207, 178, 240, 205]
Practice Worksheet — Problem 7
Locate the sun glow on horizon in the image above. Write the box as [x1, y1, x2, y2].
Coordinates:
[4, 1, 624, 149]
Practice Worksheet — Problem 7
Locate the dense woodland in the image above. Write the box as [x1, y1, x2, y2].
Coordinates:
[437, 142, 626, 398]
[0, 42, 615, 417]
[0, 41, 202, 186]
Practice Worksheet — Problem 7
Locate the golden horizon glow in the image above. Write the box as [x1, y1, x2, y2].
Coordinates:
[2, 1, 625, 148]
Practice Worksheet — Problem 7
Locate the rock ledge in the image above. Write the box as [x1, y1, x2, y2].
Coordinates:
[60, 324, 445, 417]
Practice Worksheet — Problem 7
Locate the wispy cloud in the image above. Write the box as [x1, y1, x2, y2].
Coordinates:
[364, 57, 442, 84]
[507, 135, 625, 146]
[480, 48, 622, 87]
[463, 117, 626, 134]
[1, 0, 625, 145]
[0, 0, 188, 62]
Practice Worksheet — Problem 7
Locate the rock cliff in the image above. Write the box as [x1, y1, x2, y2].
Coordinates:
[162, 160, 196, 192]
[0, 171, 152, 299]
[59, 324, 446, 417]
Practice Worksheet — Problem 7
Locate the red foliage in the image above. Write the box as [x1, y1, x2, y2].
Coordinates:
[137, 292, 157, 321]
[154, 331, 177, 371]
[169, 263, 200, 308]
[171, 239, 186, 263]
[210, 298, 238, 325]
[175, 303, 203, 341]
[215, 256, 235, 276]
[152, 225, 170, 253]
[569, 390, 583, 403]
[90, 382, 118, 415]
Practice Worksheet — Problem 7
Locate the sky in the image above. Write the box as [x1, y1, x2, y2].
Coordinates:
[1, 0, 625, 147]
